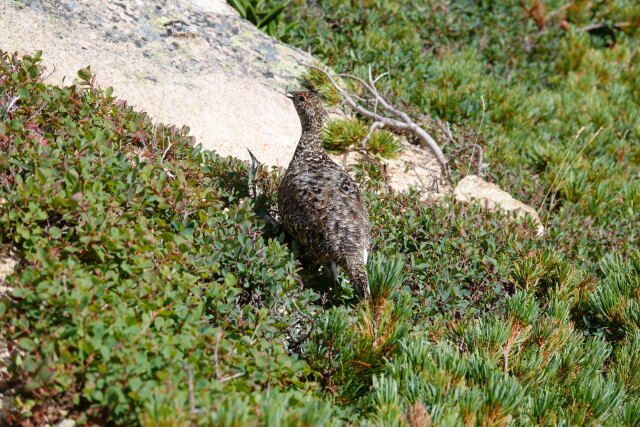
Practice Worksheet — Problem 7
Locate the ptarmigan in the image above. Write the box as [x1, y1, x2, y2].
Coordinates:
[278, 91, 371, 299]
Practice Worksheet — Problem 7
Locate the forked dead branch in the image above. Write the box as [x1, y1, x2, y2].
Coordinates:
[302, 63, 449, 174]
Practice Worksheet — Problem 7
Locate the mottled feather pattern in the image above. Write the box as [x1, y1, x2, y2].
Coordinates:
[278, 92, 371, 298]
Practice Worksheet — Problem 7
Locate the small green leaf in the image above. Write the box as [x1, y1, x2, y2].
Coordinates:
[257, 4, 286, 28]
[17, 86, 29, 99]
[227, 0, 246, 16]
[77, 67, 92, 82]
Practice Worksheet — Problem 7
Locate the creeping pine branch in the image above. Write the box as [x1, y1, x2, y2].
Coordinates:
[302, 63, 449, 173]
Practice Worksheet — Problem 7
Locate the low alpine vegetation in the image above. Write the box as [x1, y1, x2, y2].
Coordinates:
[1, 0, 639, 421]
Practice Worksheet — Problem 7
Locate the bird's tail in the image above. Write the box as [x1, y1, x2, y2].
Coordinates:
[247, 149, 260, 200]
[346, 262, 371, 300]
[245, 149, 281, 227]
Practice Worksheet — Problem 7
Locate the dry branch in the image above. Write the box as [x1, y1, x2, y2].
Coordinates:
[302, 63, 449, 173]
[361, 121, 383, 148]
[577, 21, 638, 32]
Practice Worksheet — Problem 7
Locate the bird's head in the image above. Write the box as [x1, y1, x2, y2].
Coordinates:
[286, 91, 325, 129]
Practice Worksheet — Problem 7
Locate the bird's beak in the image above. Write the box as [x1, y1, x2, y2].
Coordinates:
[286, 92, 295, 99]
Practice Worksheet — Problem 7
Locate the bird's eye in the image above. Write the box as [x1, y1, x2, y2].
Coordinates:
[298, 94, 307, 102]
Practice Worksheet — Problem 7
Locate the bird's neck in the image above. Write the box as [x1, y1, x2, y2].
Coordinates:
[294, 118, 324, 157]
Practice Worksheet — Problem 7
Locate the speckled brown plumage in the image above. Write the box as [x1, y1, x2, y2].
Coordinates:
[278, 91, 371, 299]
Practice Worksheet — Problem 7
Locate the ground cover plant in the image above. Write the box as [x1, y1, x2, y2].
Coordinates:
[0, 0, 639, 423]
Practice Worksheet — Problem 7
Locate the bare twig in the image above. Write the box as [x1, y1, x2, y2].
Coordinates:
[213, 328, 223, 380]
[471, 96, 486, 176]
[335, 73, 375, 94]
[182, 364, 197, 416]
[292, 300, 315, 324]
[161, 142, 173, 163]
[474, 96, 486, 147]
[344, 88, 375, 104]
[361, 121, 384, 148]
[162, 167, 175, 178]
[436, 120, 455, 147]
[219, 372, 244, 382]
[373, 71, 390, 85]
[303, 63, 449, 174]
[40, 64, 57, 83]
[473, 144, 484, 175]
[5, 96, 19, 114]
[578, 21, 636, 32]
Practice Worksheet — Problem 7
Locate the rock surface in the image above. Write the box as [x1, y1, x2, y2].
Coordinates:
[0, 253, 17, 298]
[454, 175, 544, 236]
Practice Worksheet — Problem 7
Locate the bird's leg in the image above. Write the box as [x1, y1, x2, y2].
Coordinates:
[330, 262, 339, 284]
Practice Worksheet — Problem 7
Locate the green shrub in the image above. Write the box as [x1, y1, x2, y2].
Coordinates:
[0, 51, 318, 424]
[581, 251, 640, 339]
[322, 118, 366, 152]
[367, 129, 403, 159]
